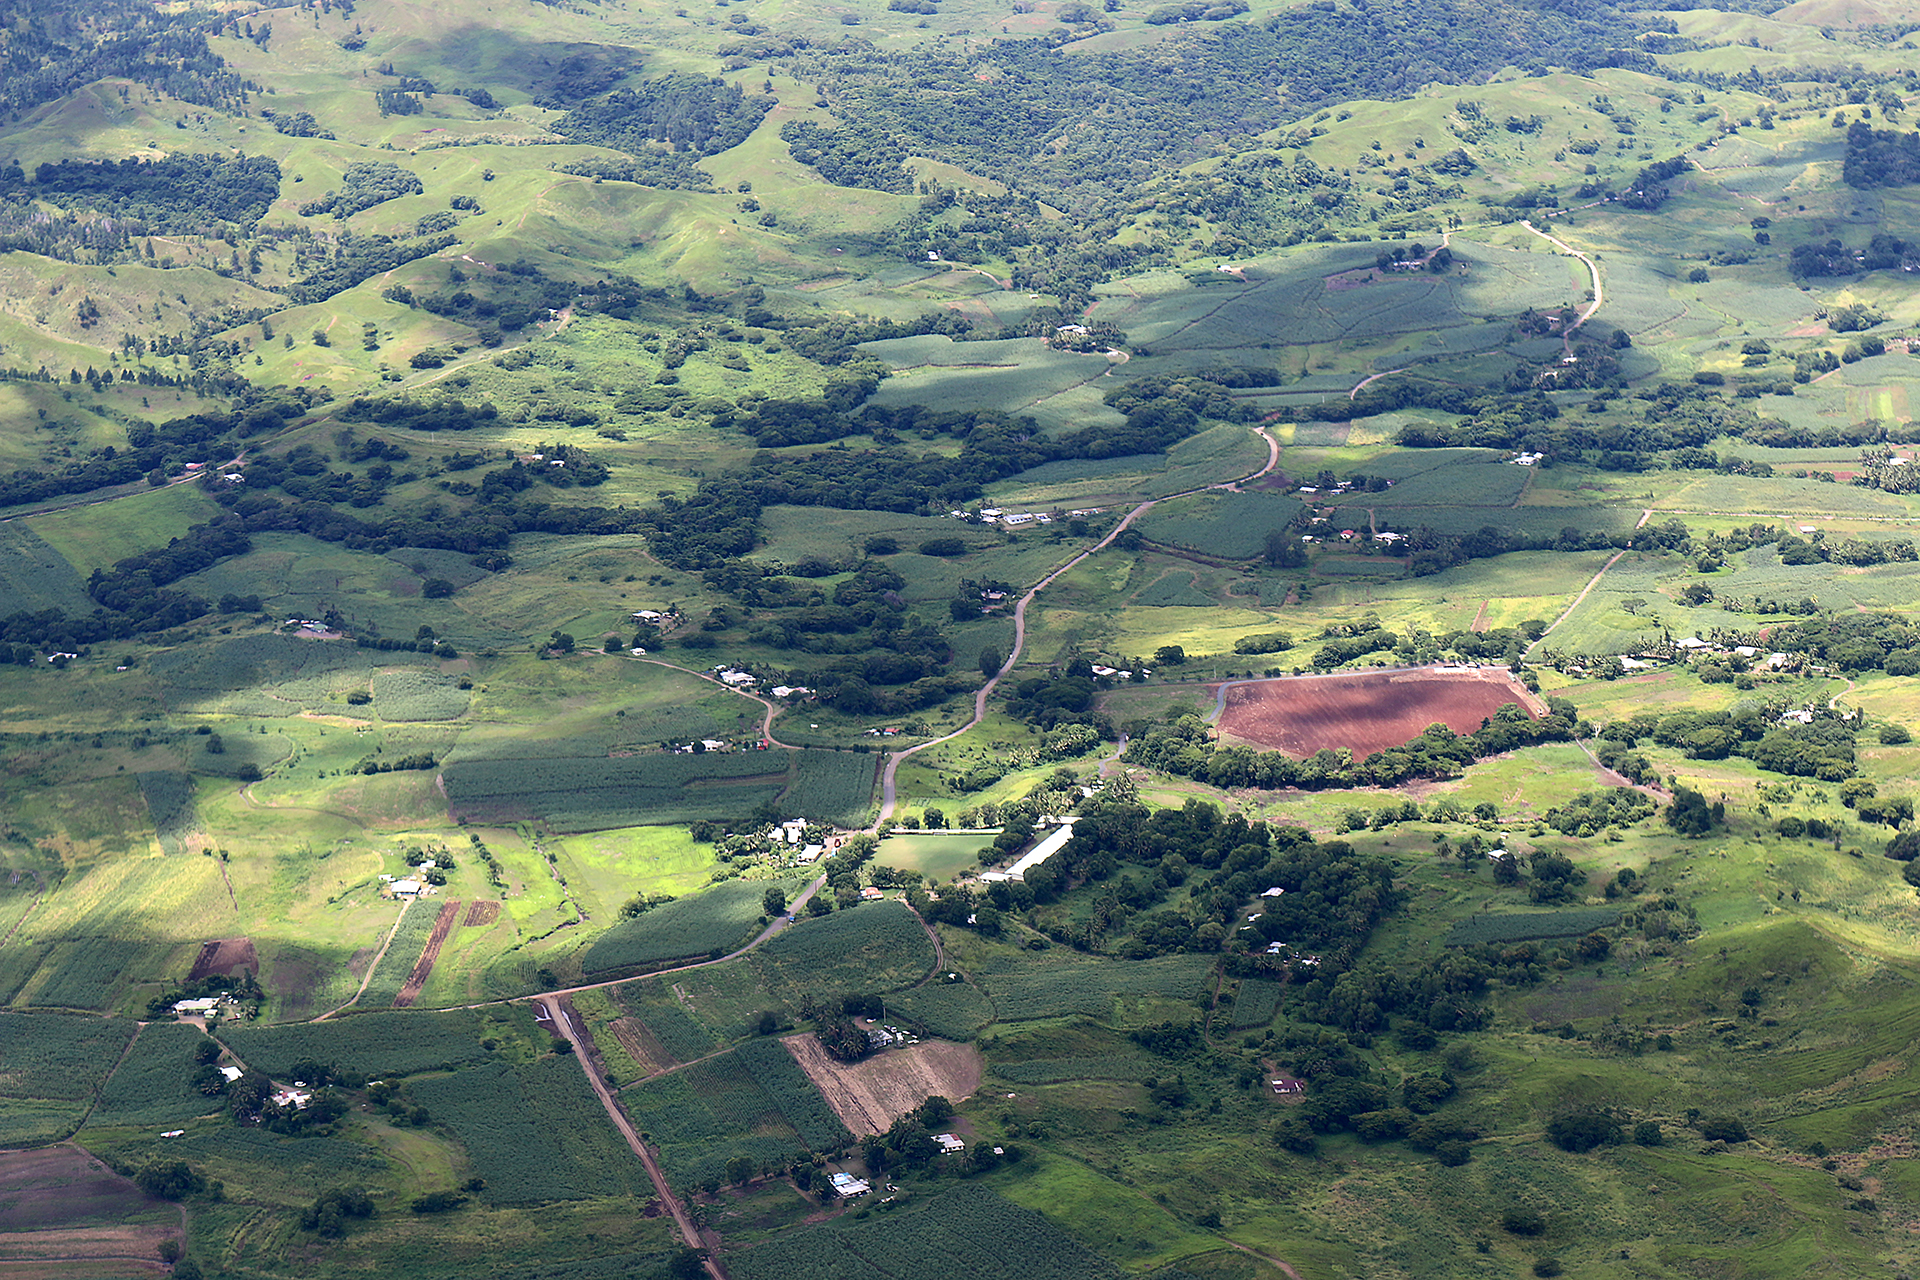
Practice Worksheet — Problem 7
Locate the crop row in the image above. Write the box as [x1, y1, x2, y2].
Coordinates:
[980, 954, 1216, 1022]
[753, 901, 935, 999]
[135, 771, 197, 856]
[371, 668, 471, 721]
[412, 1058, 649, 1204]
[359, 901, 444, 1006]
[734, 1037, 851, 1152]
[1444, 909, 1622, 947]
[94, 1021, 218, 1127]
[30, 936, 143, 1010]
[887, 982, 994, 1040]
[224, 1008, 493, 1077]
[581, 878, 791, 974]
[728, 1184, 1127, 1280]
[443, 751, 792, 830]
[622, 1054, 811, 1190]
[1229, 978, 1284, 1029]
[784, 751, 878, 827]
[0, 1011, 136, 1100]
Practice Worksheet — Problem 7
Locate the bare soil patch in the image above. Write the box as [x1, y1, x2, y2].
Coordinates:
[0, 1227, 175, 1275]
[1216, 667, 1546, 760]
[0, 1149, 177, 1270]
[609, 1017, 676, 1076]
[392, 901, 460, 1008]
[185, 937, 256, 982]
[783, 1036, 983, 1136]
[462, 901, 499, 927]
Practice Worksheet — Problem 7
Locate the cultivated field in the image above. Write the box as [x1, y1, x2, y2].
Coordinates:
[0, 1145, 178, 1278]
[1216, 666, 1547, 759]
[783, 1035, 983, 1136]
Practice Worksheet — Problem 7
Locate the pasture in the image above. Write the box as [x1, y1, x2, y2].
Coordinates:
[877, 830, 994, 882]
[27, 483, 217, 576]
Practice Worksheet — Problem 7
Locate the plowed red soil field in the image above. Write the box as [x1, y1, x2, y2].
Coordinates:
[1216, 666, 1546, 760]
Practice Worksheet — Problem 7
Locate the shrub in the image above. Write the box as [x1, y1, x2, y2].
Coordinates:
[1546, 1110, 1622, 1152]
[1697, 1116, 1749, 1143]
[1501, 1207, 1546, 1236]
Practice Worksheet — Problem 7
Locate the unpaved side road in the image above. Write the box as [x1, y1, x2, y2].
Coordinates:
[536, 993, 727, 1280]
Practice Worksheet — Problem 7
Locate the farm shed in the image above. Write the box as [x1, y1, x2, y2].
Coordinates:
[828, 1171, 870, 1198]
[1004, 820, 1076, 882]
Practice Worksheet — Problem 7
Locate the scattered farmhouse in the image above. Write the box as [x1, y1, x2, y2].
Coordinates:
[934, 1133, 966, 1154]
[828, 1172, 870, 1198]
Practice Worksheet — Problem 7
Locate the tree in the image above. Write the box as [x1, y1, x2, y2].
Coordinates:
[666, 1247, 708, 1280]
[135, 1161, 206, 1201]
[1501, 1207, 1546, 1236]
[1155, 644, 1188, 666]
[763, 885, 787, 915]
[725, 1155, 755, 1185]
[1665, 784, 1721, 835]
[1264, 528, 1304, 568]
[1546, 1110, 1621, 1152]
[979, 646, 1002, 679]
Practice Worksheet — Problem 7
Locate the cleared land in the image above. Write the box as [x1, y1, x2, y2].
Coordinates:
[1216, 667, 1546, 759]
[184, 936, 256, 981]
[783, 1035, 983, 1136]
[0, 1146, 177, 1277]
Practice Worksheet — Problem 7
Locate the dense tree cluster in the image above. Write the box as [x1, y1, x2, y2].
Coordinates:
[1595, 704, 1860, 780]
[1123, 700, 1577, 791]
[0, 154, 282, 230]
[558, 73, 775, 162]
[1842, 120, 1920, 188]
[296, 162, 427, 220]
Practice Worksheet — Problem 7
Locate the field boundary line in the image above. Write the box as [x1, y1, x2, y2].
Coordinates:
[314, 901, 413, 1021]
[1526, 548, 1627, 658]
[536, 993, 728, 1280]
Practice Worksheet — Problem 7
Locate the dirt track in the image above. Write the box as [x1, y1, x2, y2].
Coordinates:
[1216, 667, 1545, 760]
[783, 1035, 983, 1136]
